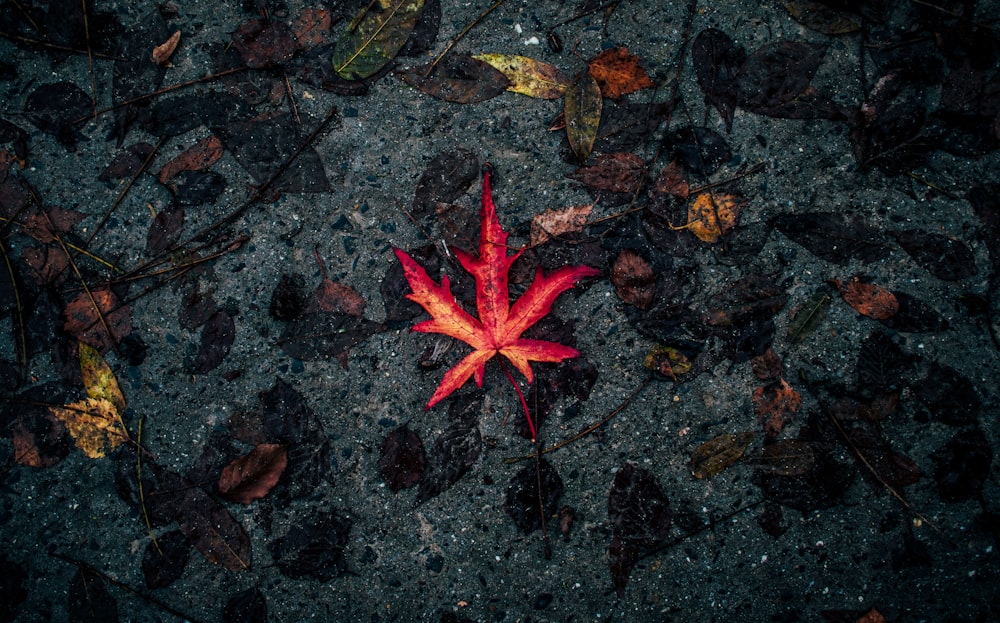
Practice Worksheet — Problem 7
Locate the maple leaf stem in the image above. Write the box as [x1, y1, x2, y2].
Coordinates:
[497, 359, 536, 442]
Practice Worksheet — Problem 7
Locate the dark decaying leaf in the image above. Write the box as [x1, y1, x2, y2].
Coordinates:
[166, 170, 226, 206]
[610, 249, 655, 309]
[400, 55, 510, 104]
[967, 183, 1000, 269]
[607, 463, 671, 597]
[331, 0, 425, 80]
[190, 309, 235, 374]
[110, 18, 168, 144]
[856, 330, 917, 394]
[270, 273, 308, 321]
[565, 69, 603, 162]
[223, 588, 268, 623]
[691, 28, 745, 131]
[781, 0, 861, 34]
[416, 395, 483, 504]
[7, 385, 73, 467]
[218, 443, 289, 504]
[144, 93, 253, 139]
[278, 311, 382, 368]
[98, 142, 155, 181]
[839, 416, 922, 490]
[666, 126, 732, 176]
[567, 152, 645, 194]
[158, 135, 225, 184]
[893, 230, 977, 281]
[851, 80, 936, 174]
[232, 18, 300, 69]
[214, 114, 331, 193]
[0, 554, 28, 621]
[911, 362, 981, 426]
[506, 459, 563, 534]
[753, 378, 802, 439]
[931, 428, 992, 502]
[147, 463, 252, 571]
[737, 41, 842, 120]
[68, 568, 119, 623]
[271, 509, 352, 581]
[771, 212, 891, 265]
[24, 82, 92, 147]
[787, 288, 832, 344]
[411, 149, 479, 220]
[379, 425, 426, 492]
[63, 288, 133, 354]
[146, 205, 184, 255]
[747, 439, 816, 477]
[141, 530, 190, 590]
[689, 431, 757, 479]
[878, 291, 948, 333]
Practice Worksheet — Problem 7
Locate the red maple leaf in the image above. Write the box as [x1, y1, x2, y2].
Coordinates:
[394, 164, 599, 439]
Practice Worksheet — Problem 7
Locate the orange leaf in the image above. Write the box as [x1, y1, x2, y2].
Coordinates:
[158, 135, 224, 184]
[752, 378, 802, 439]
[395, 165, 599, 424]
[152, 30, 181, 65]
[587, 47, 654, 99]
[63, 288, 132, 353]
[674, 192, 743, 243]
[832, 277, 899, 320]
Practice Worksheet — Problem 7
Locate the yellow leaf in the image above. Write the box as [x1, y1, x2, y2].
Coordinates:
[50, 398, 127, 458]
[79, 342, 125, 415]
[472, 54, 569, 99]
[673, 192, 743, 243]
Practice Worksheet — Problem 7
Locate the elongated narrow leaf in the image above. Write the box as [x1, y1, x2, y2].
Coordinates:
[472, 53, 569, 99]
[564, 70, 602, 162]
[331, 0, 425, 80]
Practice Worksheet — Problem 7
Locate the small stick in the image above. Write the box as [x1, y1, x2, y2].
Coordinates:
[424, 0, 509, 76]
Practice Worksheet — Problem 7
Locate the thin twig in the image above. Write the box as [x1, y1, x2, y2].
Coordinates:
[424, 0, 509, 76]
[86, 137, 165, 246]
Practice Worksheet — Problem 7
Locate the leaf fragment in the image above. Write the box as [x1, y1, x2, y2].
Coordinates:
[332, 0, 426, 80]
[587, 47, 654, 99]
[752, 378, 802, 439]
[565, 70, 603, 162]
[832, 277, 899, 320]
[689, 431, 758, 479]
[530, 203, 593, 246]
[473, 53, 569, 99]
[218, 443, 289, 504]
[152, 30, 181, 65]
[400, 55, 509, 103]
[610, 249, 655, 309]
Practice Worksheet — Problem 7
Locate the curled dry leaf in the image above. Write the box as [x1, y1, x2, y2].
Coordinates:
[610, 249, 655, 309]
[152, 30, 181, 65]
[218, 443, 289, 504]
[587, 47, 654, 99]
[831, 277, 899, 320]
[530, 203, 593, 246]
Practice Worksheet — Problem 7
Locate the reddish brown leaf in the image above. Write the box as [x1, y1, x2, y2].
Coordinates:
[588, 47, 654, 99]
[652, 160, 689, 198]
[99, 142, 155, 181]
[232, 18, 299, 69]
[401, 55, 510, 104]
[752, 378, 802, 439]
[218, 443, 288, 504]
[567, 152, 645, 194]
[308, 280, 366, 317]
[21, 205, 85, 243]
[63, 289, 133, 354]
[158, 135, 223, 184]
[152, 30, 181, 65]
[832, 277, 899, 320]
[22, 245, 68, 285]
[750, 347, 783, 380]
[291, 8, 332, 49]
[610, 249, 655, 309]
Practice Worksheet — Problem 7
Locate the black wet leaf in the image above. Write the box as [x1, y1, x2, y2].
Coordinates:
[68, 568, 119, 623]
[878, 291, 948, 333]
[771, 212, 891, 265]
[737, 41, 842, 120]
[399, 0, 441, 57]
[411, 149, 479, 220]
[24, 82, 92, 148]
[857, 330, 917, 394]
[506, 458, 563, 534]
[593, 98, 676, 155]
[99, 142, 156, 182]
[141, 530, 191, 590]
[144, 93, 253, 138]
[666, 126, 731, 176]
[852, 81, 937, 174]
[272, 509, 352, 581]
[223, 588, 268, 623]
[379, 425, 426, 492]
[278, 311, 382, 368]
[258, 379, 334, 498]
[190, 309, 235, 374]
[416, 395, 483, 504]
[893, 229, 976, 281]
[967, 183, 1000, 269]
[270, 273, 308, 321]
[0, 554, 27, 623]
[607, 463, 671, 597]
[691, 28, 745, 131]
[0, 118, 29, 164]
[931, 428, 992, 502]
[841, 418, 921, 490]
[911, 362, 981, 426]
[146, 205, 184, 255]
[401, 55, 511, 104]
[752, 432, 855, 513]
[214, 114, 332, 193]
[110, 17, 168, 144]
[165, 170, 227, 206]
